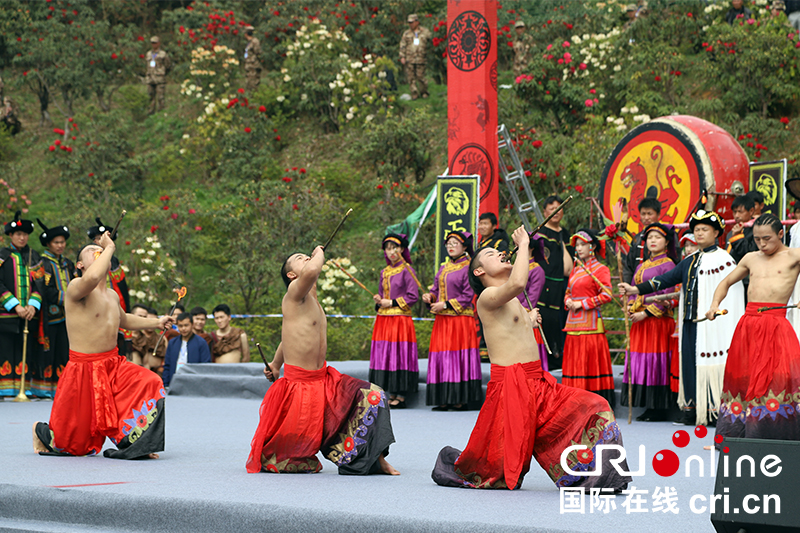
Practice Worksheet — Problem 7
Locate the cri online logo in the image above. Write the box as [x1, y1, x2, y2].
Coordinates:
[560, 426, 783, 478]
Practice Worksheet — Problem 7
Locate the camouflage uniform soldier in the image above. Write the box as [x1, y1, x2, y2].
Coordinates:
[512, 21, 533, 77]
[399, 14, 432, 100]
[243, 25, 263, 93]
[145, 36, 172, 115]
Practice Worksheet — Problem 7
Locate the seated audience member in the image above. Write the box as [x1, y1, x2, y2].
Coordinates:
[130, 305, 167, 375]
[190, 306, 214, 351]
[163, 312, 211, 387]
[210, 303, 250, 363]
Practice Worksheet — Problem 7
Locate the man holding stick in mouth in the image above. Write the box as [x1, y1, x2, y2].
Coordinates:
[246, 243, 399, 476]
[706, 214, 800, 443]
[33, 231, 174, 459]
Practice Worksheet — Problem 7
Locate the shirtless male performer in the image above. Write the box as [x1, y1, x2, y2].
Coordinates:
[432, 227, 631, 491]
[33, 232, 174, 459]
[246, 245, 399, 475]
[706, 214, 800, 442]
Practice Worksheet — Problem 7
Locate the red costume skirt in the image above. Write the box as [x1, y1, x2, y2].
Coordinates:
[622, 316, 675, 410]
[562, 333, 616, 409]
[246, 363, 395, 475]
[432, 361, 630, 491]
[669, 330, 680, 394]
[716, 303, 800, 442]
[35, 347, 166, 459]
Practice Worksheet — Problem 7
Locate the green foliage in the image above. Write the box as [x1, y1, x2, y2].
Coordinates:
[354, 107, 433, 184]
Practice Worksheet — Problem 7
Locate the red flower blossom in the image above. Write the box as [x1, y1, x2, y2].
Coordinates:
[781, 117, 790, 125]
[111, 53, 117, 59]
[189, 208, 196, 214]
[259, 105, 266, 112]
[195, 226, 202, 231]
[282, 177, 292, 183]
[125, 240, 131, 246]
[53, 128, 65, 135]
[292, 204, 298, 210]
[238, 87, 245, 94]
[170, 213, 178, 220]
[655, 75, 661, 81]
[274, 135, 281, 141]
[88, 173, 94, 177]
[150, 225, 159, 233]
[589, 88, 596, 94]
[376, 184, 383, 189]
[539, 172, 547, 180]
[299, 168, 306, 174]
[163, 205, 169, 210]
[244, 127, 251, 133]
[604, 224, 618, 238]
[575, 185, 584, 194]
[584, 99, 594, 107]
[532, 140, 543, 148]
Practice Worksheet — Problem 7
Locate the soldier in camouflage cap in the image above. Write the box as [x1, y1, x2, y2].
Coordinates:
[512, 21, 533, 77]
[243, 25, 263, 93]
[145, 36, 172, 115]
[399, 14, 432, 99]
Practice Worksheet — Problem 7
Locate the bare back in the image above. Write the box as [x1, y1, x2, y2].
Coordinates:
[477, 291, 539, 367]
[65, 282, 123, 354]
[281, 290, 327, 370]
[742, 248, 800, 304]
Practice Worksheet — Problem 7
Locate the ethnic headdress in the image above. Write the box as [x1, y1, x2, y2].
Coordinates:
[87, 217, 117, 241]
[382, 233, 412, 265]
[444, 230, 474, 257]
[689, 210, 724, 234]
[570, 228, 606, 259]
[4, 210, 34, 235]
[37, 218, 71, 247]
[643, 222, 677, 262]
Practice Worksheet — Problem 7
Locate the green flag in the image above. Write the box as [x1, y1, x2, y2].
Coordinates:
[386, 185, 436, 251]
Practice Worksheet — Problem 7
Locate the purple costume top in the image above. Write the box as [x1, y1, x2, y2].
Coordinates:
[516, 258, 546, 310]
[627, 253, 675, 317]
[378, 258, 420, 317]
[431, 254, 475, 317]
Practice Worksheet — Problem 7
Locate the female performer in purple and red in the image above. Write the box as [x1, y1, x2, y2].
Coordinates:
[562, 229, 615, 408]
[369, 234, 420, 410]
[622, 223, 679, 421]
[422, 231, 482, 411]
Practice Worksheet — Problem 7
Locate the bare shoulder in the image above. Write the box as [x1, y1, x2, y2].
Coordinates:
[788, 246, 800, 263]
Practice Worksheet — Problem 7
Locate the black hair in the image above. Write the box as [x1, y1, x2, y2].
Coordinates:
[172, 303, 185, 314]
[468, 249, 489, 297]
[146, 306, 159, 315]
[479, 212, 498, 226]
[75, 243, 97, 265]
[746, 190, 765, 204]
[176, 312, 192, 323]
[731, 195, 755, 211]
[131, 303, 148, 314]
[281, 252, 302, 288]
[213, 303, 231, 316]
[794, 204, 800, 212]
[190, 306, 207, 317]
[637, 197, 662, 214]
[543, 195, 563, 209]
[753, 213, 783, 235]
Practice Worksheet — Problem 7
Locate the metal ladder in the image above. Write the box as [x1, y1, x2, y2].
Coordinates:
[497, 124, 544, 231]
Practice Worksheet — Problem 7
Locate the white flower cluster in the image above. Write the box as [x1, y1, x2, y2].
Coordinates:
[331, 54, 385, 122]
[704, 3, 724, 13]
[573, 28, 622, 79]
[318, 257, 359, 312]
[285, 20, 350, 58]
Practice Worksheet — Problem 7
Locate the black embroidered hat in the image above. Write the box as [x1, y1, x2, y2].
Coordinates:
[38, 218, 71, 247]
[4, 210, 34, 235]
[86, 217, 117, 241]
[689, 210, 724, 234]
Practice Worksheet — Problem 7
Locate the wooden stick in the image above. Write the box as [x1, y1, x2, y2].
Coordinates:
[757, 304, 798, 312]
[644, 291, 680, 303]
[507, 195, 574, 258]
[328, 260, 374, 296]
[613, 247, 633, 425]
[322, 208, 353, 251]
[693, 309, 728, 323]
[13, 246, 33, 402]
[110, 210, 127, 240]
[152, 287, 187, 357]
[573, 258, 624, 310]
[256, 343, 275, 382]
[523, 292, 551, 355]
[399, 257, 424, 291]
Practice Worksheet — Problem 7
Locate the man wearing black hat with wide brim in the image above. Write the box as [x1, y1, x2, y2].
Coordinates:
[87, 217, 132, 359]
[619, 210, 746, 427]
[0, 211, 48, 398]
[38, 219, 77, 390]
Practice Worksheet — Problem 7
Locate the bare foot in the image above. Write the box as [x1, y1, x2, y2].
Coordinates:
[32, 422, 48, 453]
[147, 453, 160, 459]
[379, 455, 400, 475]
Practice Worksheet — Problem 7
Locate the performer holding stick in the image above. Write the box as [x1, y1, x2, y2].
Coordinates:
[562, 229, 616, 408]
[368, 234, 420, 409]
[706, 214, 800, 443]
[33, 231, 175, 459]
[619, 210, 745, 427]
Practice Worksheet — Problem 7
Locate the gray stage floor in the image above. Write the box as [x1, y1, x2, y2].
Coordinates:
[0, 362, 720, 532]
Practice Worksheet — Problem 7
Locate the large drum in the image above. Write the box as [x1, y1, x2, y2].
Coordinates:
[599, 115, 749, 233]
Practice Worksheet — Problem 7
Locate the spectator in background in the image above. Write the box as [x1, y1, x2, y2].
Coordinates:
[190, 306, 214, 352]
[771, 0, 787, 18]
[165, 303, 185, 341]
[512, 20, 533, 77]
[475, 212, 510, 254]
[145, 36, 172, 115]
[210, 303, 250, 363]
[130, 304, 166, 374]
[726, 0, 753, 24]
[728, 196, 759, 292]
[243, 25, 263, 93]
[536, 195, 573, 370]
[622, 197, 662, 285]
[747, 190, 765, 217]
[399, 14, 431, 100]
[163, 312, 211, 387]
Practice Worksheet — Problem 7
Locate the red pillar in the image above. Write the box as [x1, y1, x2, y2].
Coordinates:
[447, 0, 498, 224]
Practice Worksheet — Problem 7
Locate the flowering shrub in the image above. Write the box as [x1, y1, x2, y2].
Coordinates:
[0, 179, 33, 219]
[124, 234, 182, 309]
[318, 257, 364, 315]
[179, 44, 238, 101]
